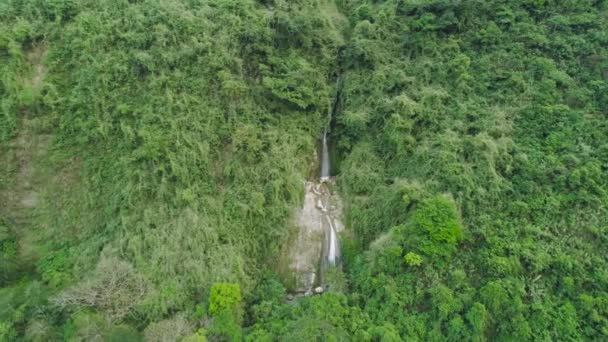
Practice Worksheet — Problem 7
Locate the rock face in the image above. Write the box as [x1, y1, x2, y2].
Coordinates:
[289, 182, 324, 293]
[288, 180, 345, 294]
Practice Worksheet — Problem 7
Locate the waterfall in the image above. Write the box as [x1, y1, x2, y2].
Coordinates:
[321, 74, 342, 267]
[325, 215, 340, 265]
[320, 129, 330, 182]
[320, 75, 340, 183]
[288, 72, 342, 294]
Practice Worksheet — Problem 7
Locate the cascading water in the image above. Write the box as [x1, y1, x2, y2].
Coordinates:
[319, 75, 341, 267]
[325, 214, 340, 265]
[318, 130, 340, 265]
[320, 129, 330, 182]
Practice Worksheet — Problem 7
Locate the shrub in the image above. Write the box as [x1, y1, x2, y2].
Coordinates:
[36, 248, 74, 288]
[404, 252, 423, 266]
[208, 283, 242, 316]
[409, 195, 463, 260]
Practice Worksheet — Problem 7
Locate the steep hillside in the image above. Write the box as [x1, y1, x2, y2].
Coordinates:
[1, 0, 607, 341]
[250, 0, 608, 340]
[337, 0, 608, 340]
[1, 0, 345, 339]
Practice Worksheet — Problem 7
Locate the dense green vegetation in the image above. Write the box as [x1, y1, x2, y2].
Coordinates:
[333, 0, 608, 339]
[1, 0, 607, 340]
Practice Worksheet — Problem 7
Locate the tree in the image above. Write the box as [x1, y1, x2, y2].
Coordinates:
[143, 314, 193, 342]
[52, 257, 149, 321]
[465, 303, 488, 341]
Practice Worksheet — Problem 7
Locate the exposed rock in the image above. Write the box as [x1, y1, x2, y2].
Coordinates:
[289, 182, 325, 293]
[288, 179, 345, 295]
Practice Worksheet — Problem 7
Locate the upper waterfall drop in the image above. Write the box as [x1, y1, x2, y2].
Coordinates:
[320, 129, 330, 182]
[320, 75, 340, 183]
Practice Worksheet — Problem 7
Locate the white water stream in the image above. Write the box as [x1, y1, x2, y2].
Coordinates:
[288, 130, 343, 293]
[319, 133, 340, 266]
[320, 130, 330, 182]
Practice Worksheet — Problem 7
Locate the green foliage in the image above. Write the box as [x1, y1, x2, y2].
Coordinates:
[403, 252, 422, 267]
[209, 283, 242, 316]
[33, 0, 341, 321]
[35, 248, 73, 288]
[0, 222, 18, 285]
[0, 0, 607, 340]
[0, 281, 51, 342]
[2, 0, 343, 334]
[247, 275, 286, 324]
[247, 293, 368, 341]
[261, 54, 329, 110]
[465, 303, 488, 339]
[107, 325, 142, 342]
[63, 311, 111, 341]
[335, 0, 608, 339]
[64, 313, 141, 342]
[0, 322, 17, 342]
[249, 275, 285, 305]
[36, 248, 73, 287]
[182, 329, 207, 342]
[408, 195, 463, 259]
[207, 309, 242, 342]
[44, 0, 77, 21]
